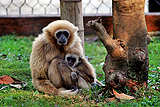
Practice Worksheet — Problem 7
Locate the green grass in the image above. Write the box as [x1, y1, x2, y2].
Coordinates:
[0, 35, 160, 106]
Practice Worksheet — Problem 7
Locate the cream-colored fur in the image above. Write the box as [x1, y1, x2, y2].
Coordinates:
[30, 20, 96, 96]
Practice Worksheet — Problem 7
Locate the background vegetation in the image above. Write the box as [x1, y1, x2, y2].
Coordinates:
[0, 35, 159, 106]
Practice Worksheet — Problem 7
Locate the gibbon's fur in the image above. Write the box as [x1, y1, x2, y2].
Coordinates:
[30, 20, 96, 96]
[65, 54, 105, 87]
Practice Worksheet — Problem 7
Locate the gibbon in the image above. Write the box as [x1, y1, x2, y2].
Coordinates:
[65, 53, 105, 87]
[65, 50, 83, 67]
[30, 20, 97, 96]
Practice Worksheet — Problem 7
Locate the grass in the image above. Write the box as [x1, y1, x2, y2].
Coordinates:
[0, 35, 160, 106]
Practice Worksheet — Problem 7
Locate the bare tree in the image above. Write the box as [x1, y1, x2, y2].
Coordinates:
[60, 0, 84, 49]
[87, 0, 149, 90]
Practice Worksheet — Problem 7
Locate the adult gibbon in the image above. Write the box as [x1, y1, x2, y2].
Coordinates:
[30, 20, 97, 96]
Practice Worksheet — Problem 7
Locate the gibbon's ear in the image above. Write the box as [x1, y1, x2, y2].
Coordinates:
[42, 27, 48, 33]
[42, 26, 52, 38]
[73, 26, 78, 33]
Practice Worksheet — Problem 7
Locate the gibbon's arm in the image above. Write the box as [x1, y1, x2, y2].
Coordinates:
[66, 37, 84, 58]
[30, 36, 59, 95]
[30, 36, 78, 95]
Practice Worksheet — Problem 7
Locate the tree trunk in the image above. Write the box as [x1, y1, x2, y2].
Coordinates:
[60, 0, 84, 49]
[87, 0, 149, 90]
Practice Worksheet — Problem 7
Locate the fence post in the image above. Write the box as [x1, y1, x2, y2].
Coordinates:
[60, 0, 84, 50]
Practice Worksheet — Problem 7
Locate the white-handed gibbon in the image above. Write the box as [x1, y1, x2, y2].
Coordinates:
[65, 50, 83, 67]
[30, 20, 97, 96]
[65, 53, 105, 87]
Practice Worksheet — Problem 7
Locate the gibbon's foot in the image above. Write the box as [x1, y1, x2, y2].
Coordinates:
[91, 83, 96, 86]
[59, 88, 79, 96]
[70, 85, 78, 92]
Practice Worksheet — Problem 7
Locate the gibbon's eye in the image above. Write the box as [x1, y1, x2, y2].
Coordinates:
[56, 31, 62, 38]
[79, 57, 82, 62]
[63, 31, 69, 38]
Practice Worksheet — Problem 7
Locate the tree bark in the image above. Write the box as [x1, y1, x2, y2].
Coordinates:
[87, 0, 148, 90]
[60, 0, 84, 49]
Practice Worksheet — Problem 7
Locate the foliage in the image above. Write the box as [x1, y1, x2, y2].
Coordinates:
[0, 35, 159, 106]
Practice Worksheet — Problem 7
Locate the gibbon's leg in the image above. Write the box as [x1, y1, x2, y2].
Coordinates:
[77, 76, 90, 89]
[32, 73, 60, 95]
[48, 58, 78, 96]
[70, 70, 90, 89]
[75, 58, 96, 85]
[67, 68, 90, 89]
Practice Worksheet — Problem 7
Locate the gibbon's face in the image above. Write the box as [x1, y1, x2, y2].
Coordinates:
[66, 56, 82, 67]
[55, 29, 70, 45]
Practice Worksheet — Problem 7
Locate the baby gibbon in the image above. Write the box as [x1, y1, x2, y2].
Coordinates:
[65, 53, 105, 87]
[30, 20, 97, 96]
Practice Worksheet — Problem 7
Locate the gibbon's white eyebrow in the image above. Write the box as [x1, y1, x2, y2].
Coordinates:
[54, 29, 70, 36]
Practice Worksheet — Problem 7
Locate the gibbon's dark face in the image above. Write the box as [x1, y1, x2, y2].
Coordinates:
[55, 29, 70, 45]
[67, 56, 82, 67]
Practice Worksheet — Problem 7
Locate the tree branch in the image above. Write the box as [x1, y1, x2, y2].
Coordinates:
[86, 17, 126, 59]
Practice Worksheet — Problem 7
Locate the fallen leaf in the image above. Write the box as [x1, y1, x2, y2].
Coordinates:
[35, 94, 53, 98]
[125, 79, 139, 91]
[0, 75, 15, 84]
[105, 97, 117, 102]
[97, 74, 103, 77]
[100, 62, 104, 66]
[10, 84, 22, 89]
[150, 71, 160, 73]
[11, 76, 26, 84]
[112, 89, 134, 100]
[0, 86, 9, 90]
[0, 54, 7, 58]
[0, 75, 27, 89]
